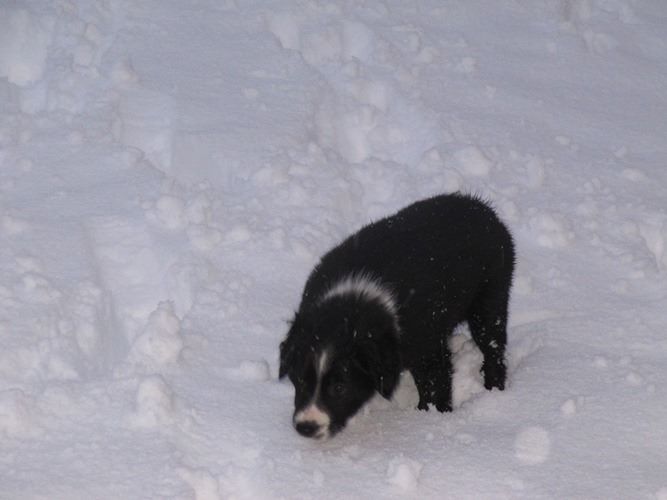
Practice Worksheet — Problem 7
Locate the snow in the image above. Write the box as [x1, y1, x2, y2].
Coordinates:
[1, 0, 667, 498]
[129, 375, 176, 429]
[514, 427, 551, 466]
[0, 7, 54, 87]
[386, 455, 423, 491]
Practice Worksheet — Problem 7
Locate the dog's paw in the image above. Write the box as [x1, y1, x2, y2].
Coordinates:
[484, 378, 505, 391]
[482, 361, 506, 391]
[434, 400, 452, 413]
[417, 400, 430, 411]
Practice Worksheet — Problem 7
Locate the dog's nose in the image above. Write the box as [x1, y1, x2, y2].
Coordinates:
[295, 421, 320, 438]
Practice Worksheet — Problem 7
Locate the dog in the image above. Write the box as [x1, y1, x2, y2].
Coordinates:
[279, 193, 515, 439]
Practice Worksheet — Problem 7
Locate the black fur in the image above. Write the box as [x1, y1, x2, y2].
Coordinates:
[280, 193, 515, 438]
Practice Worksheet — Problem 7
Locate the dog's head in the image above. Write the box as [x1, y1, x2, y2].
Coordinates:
[279, 297, 400, 439]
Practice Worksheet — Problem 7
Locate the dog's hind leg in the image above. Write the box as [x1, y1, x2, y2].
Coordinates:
[468, 282, 510, 391]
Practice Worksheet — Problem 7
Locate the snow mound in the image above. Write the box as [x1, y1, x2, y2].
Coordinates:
[178, 467, 221, 500]
[1, 214, 29, 236]
[453, 146, 493, 177]
[528, 213, 574, 248]
[114, 88, 175, 173]
[560, 399, 577, 418]
[128, 375, 175, 429]
[87, 217, 177, 343]
[386, 455, 423, 491]
[148, 194, 188, 231]
[265, 12, 301, 51]
[0, 7, 54, 86]
[226, 359, 271, 382]
[128, 301, 183, 370]
[60, 281, 113, 374]
[0, 389, 42, 438]
[450, 333, 486, 407]
[514, 426, 551, 465]
[639, 219, 667, 270]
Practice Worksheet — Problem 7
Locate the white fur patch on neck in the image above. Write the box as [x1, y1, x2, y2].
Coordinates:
[320, 272, 398, 317]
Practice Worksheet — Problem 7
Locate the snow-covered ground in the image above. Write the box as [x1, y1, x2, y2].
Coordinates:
[1, 1, 666, 498]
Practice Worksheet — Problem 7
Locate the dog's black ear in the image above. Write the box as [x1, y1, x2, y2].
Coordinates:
[279, 313, 302, 379]
[279, 338, 292, 379]
[354, 327, 401, 400]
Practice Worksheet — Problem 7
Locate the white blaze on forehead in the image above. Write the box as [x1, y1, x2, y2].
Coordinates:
[294, 349, 331, 435]
[317, 349, 329, 376]
[320, 272, 398, 317]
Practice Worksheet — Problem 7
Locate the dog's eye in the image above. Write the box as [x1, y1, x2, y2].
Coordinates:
[329, 382, 347, 398]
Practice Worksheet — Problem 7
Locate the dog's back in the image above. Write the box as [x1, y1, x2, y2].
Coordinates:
[301, 193, 514, 329]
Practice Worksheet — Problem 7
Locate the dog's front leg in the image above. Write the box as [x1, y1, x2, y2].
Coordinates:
[410, 354, 453, 412]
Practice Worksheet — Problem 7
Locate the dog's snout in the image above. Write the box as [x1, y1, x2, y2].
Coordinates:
[295, 421, 320, 438]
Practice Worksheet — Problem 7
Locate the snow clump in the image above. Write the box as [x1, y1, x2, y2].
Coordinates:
[386, 455, 423, 491]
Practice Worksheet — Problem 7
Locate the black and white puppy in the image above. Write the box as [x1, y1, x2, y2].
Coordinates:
[279, 193, 515, 439]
